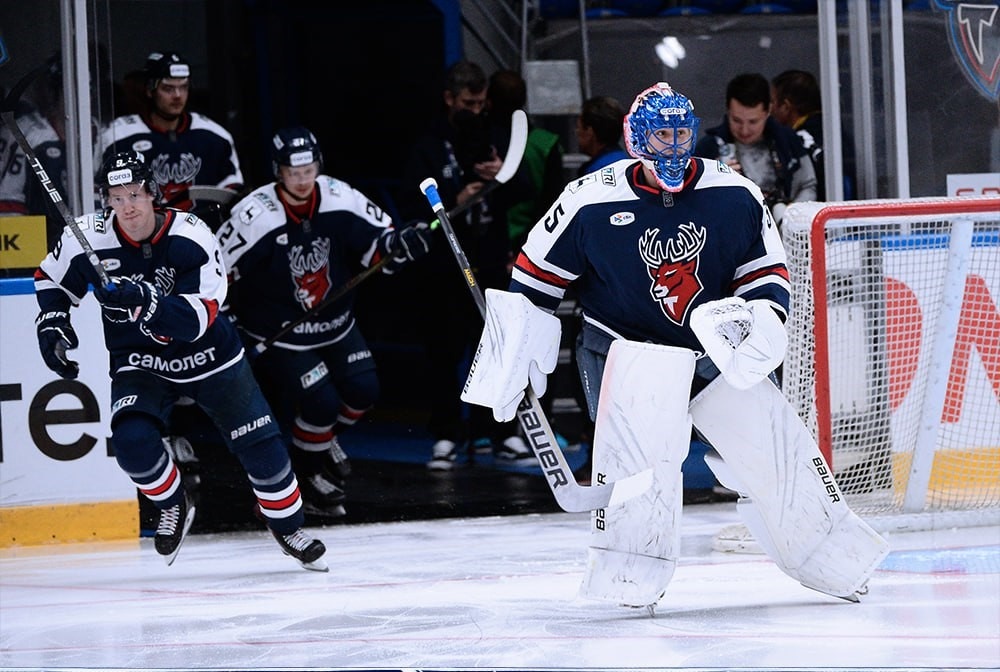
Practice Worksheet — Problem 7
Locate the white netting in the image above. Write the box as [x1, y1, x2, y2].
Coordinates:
[777, 197, 1000, 527]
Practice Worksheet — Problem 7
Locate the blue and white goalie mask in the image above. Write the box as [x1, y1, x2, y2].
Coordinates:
[624, 82, 699, 193]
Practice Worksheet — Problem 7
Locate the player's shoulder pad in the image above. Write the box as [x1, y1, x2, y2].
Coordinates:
[104, 114, 147, 134]
[316, 175, 346, 198]
[694, 157, 766, 202]
[59, 211, 113, 255]
[166, 209, 217, 247]
[229, 184, 283, 228]
[15, 110, 58, 145]
[187, 112, 236, 141]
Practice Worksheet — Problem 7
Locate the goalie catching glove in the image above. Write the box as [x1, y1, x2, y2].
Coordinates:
[94, 276, 163, 325]
[36, 311, 80, 380]
[690, 296, 787, 390]
[383, 220, 432, 274]
[461, 289, 561, 422]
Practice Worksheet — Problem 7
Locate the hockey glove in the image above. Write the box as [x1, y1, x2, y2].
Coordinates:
[384, 221, 432, 274]
[36, 310, 80, 379]
[461, 289, 561, 422]
[94, 276, 162, 325]
[690, 297, 787, 390]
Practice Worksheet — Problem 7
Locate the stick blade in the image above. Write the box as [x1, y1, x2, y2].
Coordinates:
[494, 109, 528, 184]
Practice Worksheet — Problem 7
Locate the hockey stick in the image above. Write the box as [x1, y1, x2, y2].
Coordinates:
[251, 110, 531, 356]
[419, 177, 653, 513]
[251, 252, 395, 355]
[0, 61, 111, 286]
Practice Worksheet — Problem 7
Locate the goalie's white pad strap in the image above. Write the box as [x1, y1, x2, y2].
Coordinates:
[690, 377, 889, 599]
[579, 340, 695, 606]
[461, 289, 561, 422]
[690, 297, 787, 390]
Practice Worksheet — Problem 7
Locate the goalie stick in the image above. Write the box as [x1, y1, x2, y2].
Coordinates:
[251, 109, 532, 356]
[0, 60, 111, 287]
[419, 177, 653, 513]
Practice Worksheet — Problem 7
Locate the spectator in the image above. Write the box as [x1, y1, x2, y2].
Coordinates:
[34, 150, 327, 571]
[771, 69, 826, 200]
[576, 95, 630, 176]
[217, 126, 431, 517]
[694, 72, 816, 223]
[487, 68, 565, 250]
[395, 59, 535, 471]
[96, 50, 243, 227]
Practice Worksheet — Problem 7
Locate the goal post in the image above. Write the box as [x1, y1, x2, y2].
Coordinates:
[780, 196, 1000, 532]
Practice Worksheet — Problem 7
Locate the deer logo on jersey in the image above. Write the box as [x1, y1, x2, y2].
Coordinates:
[149, 152, 203, 206]
[288, 238, 332, 310]
[638, 222, 706, 325]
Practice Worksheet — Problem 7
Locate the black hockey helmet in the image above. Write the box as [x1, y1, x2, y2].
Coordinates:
[97, 150, 162, 203]
[271, 126, 323, 178]
[144, 50, 190, 90]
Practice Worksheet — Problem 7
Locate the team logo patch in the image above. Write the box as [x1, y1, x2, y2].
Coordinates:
[103, 258, 121, 271]
[600, 167, 616, 186]
[132, 139, 153, 153]
[111, 394, 138, 414]
[255, 192, 280, 212]
[301, 361, 329, 389]
[610, 212, 635, 226]
[289, 238, 331, 310]
[638, 222, 706, 325]
[934, 1, 1000, 101]
[568, 173, 597, 193]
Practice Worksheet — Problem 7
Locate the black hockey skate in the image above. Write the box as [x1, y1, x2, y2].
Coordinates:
[292, 445, 348, 517]
[154, 490, 196, 566]
[253, 504, 329, 572]
[270, 527, 329, 573]
[328, 436, 351, 479]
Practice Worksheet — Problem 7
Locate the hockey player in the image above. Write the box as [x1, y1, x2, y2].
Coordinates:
[33, 150, 327, 571]
[217, 126, 432, 517]
[461, 82, 889, 608]
[96, 51, 243, 221]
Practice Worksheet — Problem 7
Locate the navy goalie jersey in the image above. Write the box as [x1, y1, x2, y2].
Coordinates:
[510, 157, 790, 352]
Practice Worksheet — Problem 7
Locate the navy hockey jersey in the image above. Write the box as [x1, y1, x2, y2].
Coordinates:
[96, 112, 243, 210]
[218, 176, 395, 349]
[34, 208, 243, 382]
[510, 158, 790, 353]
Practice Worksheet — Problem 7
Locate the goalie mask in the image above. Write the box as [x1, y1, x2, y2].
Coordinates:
[624, 82, 699, 192]
[271, 126, 323, 178]
[97, 150, 162, 205]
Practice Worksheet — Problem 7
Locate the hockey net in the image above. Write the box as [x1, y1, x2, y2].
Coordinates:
[716, 196, 1000, 550]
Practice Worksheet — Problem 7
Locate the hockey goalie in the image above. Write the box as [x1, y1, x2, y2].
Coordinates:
[460, 81, 889, 609]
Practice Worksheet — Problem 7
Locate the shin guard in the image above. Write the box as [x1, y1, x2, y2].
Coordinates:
[579, 340, 696, 607]
[690, 377, 889, 600]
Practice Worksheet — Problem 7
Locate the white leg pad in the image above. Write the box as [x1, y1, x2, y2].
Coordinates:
[690, 377, 889, 600]
[579, 340, 695, 606]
